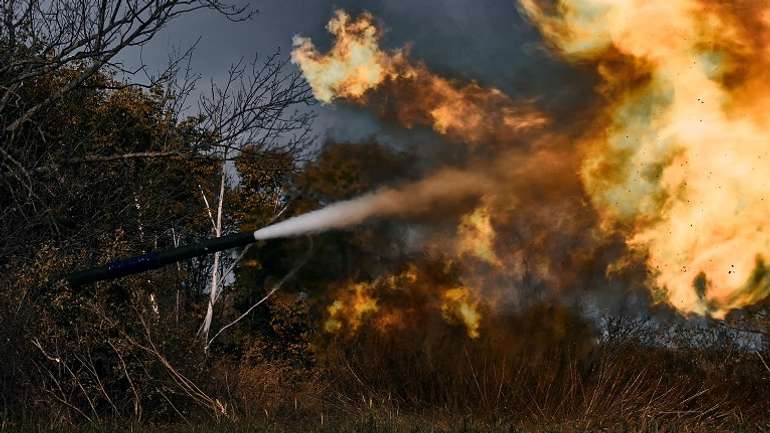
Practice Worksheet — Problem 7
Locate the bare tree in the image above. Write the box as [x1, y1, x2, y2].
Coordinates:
[198, 167, 227, 343]
[0, 0, 251, 195]
[194, 52, 315, 156]
[0, 0, 316, 422]
[0, 0, 251, 122]
[0, 0, 313, 261]
[193, 53, 315, 344]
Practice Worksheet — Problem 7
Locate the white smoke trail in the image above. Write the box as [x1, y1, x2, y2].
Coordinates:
[253, 169, 489, 240]
[253, 193, 393, 240]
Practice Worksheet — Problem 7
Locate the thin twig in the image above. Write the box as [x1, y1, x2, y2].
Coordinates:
[756, 351, 770, 375]
[206, 236, 313, 349]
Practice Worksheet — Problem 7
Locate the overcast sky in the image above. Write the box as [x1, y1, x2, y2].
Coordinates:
[123, 0, 588, 148]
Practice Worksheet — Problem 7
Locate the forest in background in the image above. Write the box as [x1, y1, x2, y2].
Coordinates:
[1, 1, 770, 432]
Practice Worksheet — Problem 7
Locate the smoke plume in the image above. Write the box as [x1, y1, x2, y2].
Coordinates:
[253, 169, 491, 240]
[279, 8, 607, 338]
[273, 3, 770, 339]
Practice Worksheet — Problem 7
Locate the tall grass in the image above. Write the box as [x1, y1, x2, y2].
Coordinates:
[214, 307, 770, 433]
[3, 295, 768, 432]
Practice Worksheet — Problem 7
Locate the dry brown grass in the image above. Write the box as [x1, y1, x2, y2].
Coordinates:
[191, 307, 770, 433]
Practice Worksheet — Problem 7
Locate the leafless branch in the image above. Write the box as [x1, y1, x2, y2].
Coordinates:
[206, 236, 313, 350]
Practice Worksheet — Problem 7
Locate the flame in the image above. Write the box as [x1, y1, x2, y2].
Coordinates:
[374, 310, 406, 333]
[324, 282, 379, 333]
[292, 10, 547, 145]
[300, 6, 770, 321]
[441, 287, 482, 339]
[291, 10, 409, 103]
[324, 270, 415, 335]
[407, 74, 548, 145]
[522, 0, 770, 317]
[324, 265, 484, 339]
[457, 205, 502, 267]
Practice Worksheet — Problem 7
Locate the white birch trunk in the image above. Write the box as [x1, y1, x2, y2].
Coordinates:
[199, 161, 227, 343]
